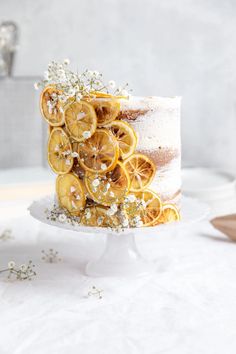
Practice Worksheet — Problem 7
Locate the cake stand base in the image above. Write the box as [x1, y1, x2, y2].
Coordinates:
[29, 195, 210, 278]
[85, 232, 154, 277]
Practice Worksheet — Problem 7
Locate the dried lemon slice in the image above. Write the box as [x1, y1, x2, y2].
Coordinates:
[90, 98, 120, 127]
[156, 203, 180, 225]
[107, 120, 137, 159]
[124, 190, 162, 227]
[78, 129, 119, 173]
[123, 153, 156, 192]
[90, 91, 128, 99]
[81, 205, 121, 227]
[64, 101, 97, 142]
[40, 86, 65, 126]
[85, 161, 130, 206]
[48, 128, 73, 174]
[56, 173, 85, 215]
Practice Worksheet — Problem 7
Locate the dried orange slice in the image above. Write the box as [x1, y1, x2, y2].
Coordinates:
[48, 128, 73, 174]
[78, 129, 119, 173]
[40, 86, 65, 126]
[124, 190, 162, 227]
[123, 153, 156, 192]
[56, 173, 85, 215]
[64, 101, 97, 142]
[107, 120, 137, 159]
[90, 98, 120, 127]
[81, 205, 121, 228]
[85, 161, 130, 206]
[156, 204, 180, 224]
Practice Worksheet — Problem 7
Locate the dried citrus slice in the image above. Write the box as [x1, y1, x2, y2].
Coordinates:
[124, 190, 162, 227]
[48, 125, 53, 135]
[48, 128, 73, 174]
[64, 101, 97, 142]
[56, 173, 85, 215]
[123, 153, 156, 192]
[107, 120, 137, 159]
[156, 204, 180, 225]
[90, 91, 114, 98]
[40, 86, 65, 126]
[78, 129, 119, 173]
[81, 205, 121, 228]
[90, 91, 128, 99]
[90, 98, 120, 127]
[85, 161, 130, 206]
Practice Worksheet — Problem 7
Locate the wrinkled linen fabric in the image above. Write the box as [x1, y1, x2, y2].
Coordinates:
[0, 201, 236, 354]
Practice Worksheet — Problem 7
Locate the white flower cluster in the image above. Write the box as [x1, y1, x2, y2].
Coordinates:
[6, 260, 36, 281]
[34, 59, 131, 100]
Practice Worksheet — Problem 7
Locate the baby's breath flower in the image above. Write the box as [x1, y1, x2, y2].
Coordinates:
[122, 217, 129, 227]
[58, 213, 67, 223]
[71, 152, 79, 158]
[93, 70, 99, 77]
[82, 131, 91, 139]
[38, 60, 131, 105]
[109, 80, 116, 89]
[34, 82, 40, 90]
[67, 87, 76, 96]
[76, 93, 82, 102]
[8, 261, 15, 269]
[101, 163, 107, 171]
[92, 178, 100, 187]
[63, 58, 70, 65]
[20, 264, 27, 271]
[106, 203, 118, 216]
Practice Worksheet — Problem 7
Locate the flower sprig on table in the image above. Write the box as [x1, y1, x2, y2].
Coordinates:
[88, 285, 103, 299]
[0, 260, 36, 281]
[41, 248, 62, 263]
[34, 59, 131, 101]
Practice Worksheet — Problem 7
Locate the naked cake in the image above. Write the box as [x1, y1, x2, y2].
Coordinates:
[36, 60, 181, 229]
[119, 96, 181, 206]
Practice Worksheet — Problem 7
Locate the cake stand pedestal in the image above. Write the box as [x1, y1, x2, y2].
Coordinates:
[29, 196, 209, 277]
[86, 232, 154, 277]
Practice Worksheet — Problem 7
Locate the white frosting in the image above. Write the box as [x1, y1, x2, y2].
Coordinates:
[121, 96, 181, 203]
[120, 96, 181, 150]
[150, 157, 181, 202]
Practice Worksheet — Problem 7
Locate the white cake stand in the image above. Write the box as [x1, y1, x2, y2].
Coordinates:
[29, 196, 209, 277]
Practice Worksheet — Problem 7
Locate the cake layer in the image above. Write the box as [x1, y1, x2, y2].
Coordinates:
[119, 96, 181, 205]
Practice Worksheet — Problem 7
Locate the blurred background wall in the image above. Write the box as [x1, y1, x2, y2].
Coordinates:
[1, 0, 236, 173]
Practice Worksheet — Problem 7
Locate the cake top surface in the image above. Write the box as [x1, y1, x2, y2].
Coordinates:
[120, 96, 181, 112]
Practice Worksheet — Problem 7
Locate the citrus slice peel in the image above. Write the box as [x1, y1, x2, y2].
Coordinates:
[48, 127, 73, 174]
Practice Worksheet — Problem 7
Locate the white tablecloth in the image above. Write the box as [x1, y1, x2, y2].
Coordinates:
[0, 200, 236, 354]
